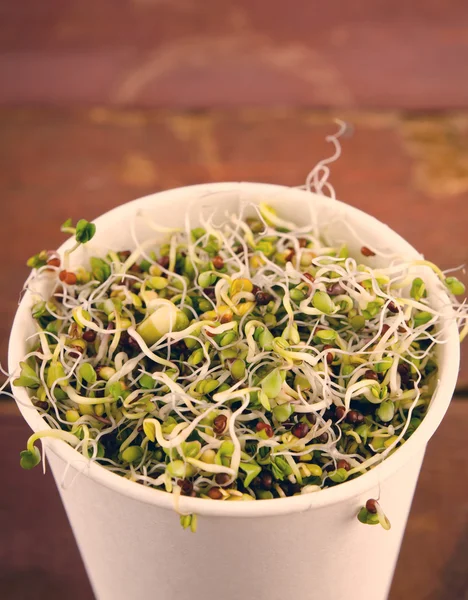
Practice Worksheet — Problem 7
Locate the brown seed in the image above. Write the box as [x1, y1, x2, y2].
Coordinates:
[252, 285, 261, 295]
[118, 250, 132, 261]
[213, 414, 228, 435]
[59, 270, 77, 285]
[47, 257, 61, 269]
[361, 246, 376, 257]
[397, 363, 409, 377]
[323, 344, 334, 364]
[316, 433, 328, 443]
[347, 410, 364, 425]
[327, 282, 345, 296]
[220, 312, 233, 324]
[381, 324, 391, 335]
[337, 459, 351, 471]
[364, 369, 379, 381]
[53, 285, 64, 302]
[256, 421, 274, 438]
[212, 255, 224, 270]
[34, 400, 49, 411]
[306, 413, 316, 424]
[158, 255, 170, 269]
[177, 479, 194, 496]
[83, 330, 96, 343]
[207, 487, 223, 500]
[387, 301, 399, 313]
[335, 406, 346, 421]
[397, 325, 406, 333]
[298, 238, 308, 248]
[303, 273, 315, 283]
[260, 471, 273, 490]
[255, 290, 273, 306]
[129, 263, 142, 273]
[285, 249, 295, 263]
[215, 473, 231, 487]
[292, 422, 310, 439]
[366, 498, 378, 514]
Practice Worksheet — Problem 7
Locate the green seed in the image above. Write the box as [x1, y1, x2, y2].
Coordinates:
[377, 400, 395, 422]
[350, 315, 366, 331]
[121, 446, 143, 463]
[147, 276, 169, 290]
[261, 368, 283, 398]
[180, 441, 201, 458]
[188, 348, 204, 366]
[66, 409, 80, 423]
[257, 490, 274, 499]
[264, 313, 277, 327]
[98, 366, 116, 381]
[413, 311, 433, 327]
[220, 331, 237, 347]
[191, 227, 206, 241]
[410, 277, 426, 301]
[230, 358, 246, 380]
[290, 288, 306, 302]
[139, 374, 155, 389]
[308, 464, 323, 477]
[255, 240, 275, 256]
[78, 363, 97, 384]
[273, 402, 293, 423]
[204, 379, 220, 394]
[294, 374, 311, 390]
[445, 277, 465, 296]
[183, 256, 196, 279]
[315, 329, 337, 342]
[375, 356, 393, 373]
[312, 291, 335, 315]
[20, 448, 41, 470]
[329, 468, 348, 483]
[357, 507, 379, 526]
[258, 328, 274, 350]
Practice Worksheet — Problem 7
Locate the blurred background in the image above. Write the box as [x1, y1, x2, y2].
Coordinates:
[1, 2, 467, 599]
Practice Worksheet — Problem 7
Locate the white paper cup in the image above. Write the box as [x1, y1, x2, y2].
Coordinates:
[9, 183, 460, 600]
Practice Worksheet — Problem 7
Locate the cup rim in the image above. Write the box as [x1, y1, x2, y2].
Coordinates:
[8, 182, 460, 517]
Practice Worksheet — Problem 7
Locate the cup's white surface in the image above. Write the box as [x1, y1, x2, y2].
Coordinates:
[9, 182, 460, 600]
[47, 445, 425, 600]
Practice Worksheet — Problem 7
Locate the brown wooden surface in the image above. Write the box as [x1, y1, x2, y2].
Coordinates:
[1, 108, 467, 388]
[1, 1, 468, 109]
[1, 399, 467, 600]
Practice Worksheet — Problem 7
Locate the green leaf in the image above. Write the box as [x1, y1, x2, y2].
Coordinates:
[329, 468, 349, 483]
[78, 363, 97, 384]
[61, 218, 74, 231]
[108, 382, 124, 400]
[32, 301, 47, 319]
[240, 462, 262, 487]
[20, 447, 41, 470]
[26, 250, 48, 269]
[445, 277, 465, 296]
[90, 257, 111, 283]
[271, 456, 292, 481]
[75, 219, 96, 244]
[13, 362, 41, 389]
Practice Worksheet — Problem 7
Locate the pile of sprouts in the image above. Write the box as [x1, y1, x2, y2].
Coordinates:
[7, 123, 467, 532]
